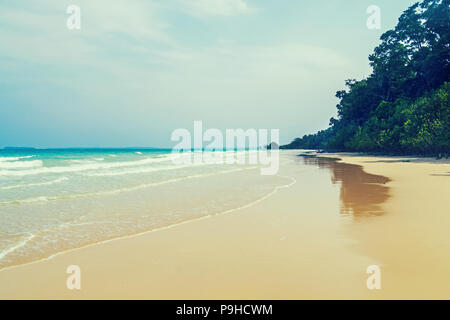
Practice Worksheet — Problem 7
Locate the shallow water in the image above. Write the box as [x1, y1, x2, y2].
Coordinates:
[0, 149, 288, 269]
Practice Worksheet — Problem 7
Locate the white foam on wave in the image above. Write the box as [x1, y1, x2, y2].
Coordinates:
[70, 158, 104, 164]
[0, 160, 43, 169]
[0, 196, 50, 205]
[0, 177, 69, 191]
[0, 155, 175, 176]
[69, 160, 94, 164]
[0, 155, 34, 162]
[83, 163, 199, 177]
[0, 233, 35, 261]
[0, 167, 257, 206]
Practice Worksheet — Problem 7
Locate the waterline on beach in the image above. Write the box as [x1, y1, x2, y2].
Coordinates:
[0, 149, 291, 270]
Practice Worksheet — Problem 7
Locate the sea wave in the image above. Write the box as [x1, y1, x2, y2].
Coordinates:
[0, 166, 291, 270]
[1, 196, 51, 205]
[70, 158, 105, 164]
[0, 156, 175, 176]
[0, 160, 43, 169]
[83, 163, 196, 177]
[0, 156, 34, 162]
[0, 233, 35, 261]
[0, 167, 255, 206]
[0, 177, 69, 191]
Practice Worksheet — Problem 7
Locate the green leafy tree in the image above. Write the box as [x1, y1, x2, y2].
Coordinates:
[283, 0, 450, 155]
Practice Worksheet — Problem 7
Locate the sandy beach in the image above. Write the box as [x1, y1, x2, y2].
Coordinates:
[0, 151, 449, 299]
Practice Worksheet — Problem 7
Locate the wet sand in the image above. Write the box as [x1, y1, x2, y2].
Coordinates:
[0, 151, 449, 299]
[322, 153, 450, 299]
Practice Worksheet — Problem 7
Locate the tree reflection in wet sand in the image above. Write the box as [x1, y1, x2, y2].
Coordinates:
[301, 156, 391, 217]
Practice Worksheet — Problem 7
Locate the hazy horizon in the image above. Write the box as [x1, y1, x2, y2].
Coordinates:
[1, 0, 417, 148]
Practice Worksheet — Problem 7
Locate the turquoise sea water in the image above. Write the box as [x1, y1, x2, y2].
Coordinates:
[0, 149, 287, 269]
[0, 149, 175, 205]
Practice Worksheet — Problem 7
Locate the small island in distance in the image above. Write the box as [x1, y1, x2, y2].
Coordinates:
[282, 0, 449, 157]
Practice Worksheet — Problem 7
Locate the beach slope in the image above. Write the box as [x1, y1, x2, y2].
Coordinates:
[0, 152, 449, 299]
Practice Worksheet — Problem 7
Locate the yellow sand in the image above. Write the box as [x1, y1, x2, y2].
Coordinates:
[0, 151, 449, 299]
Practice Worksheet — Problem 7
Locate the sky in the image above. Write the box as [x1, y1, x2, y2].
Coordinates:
[0, 0, 418, 148]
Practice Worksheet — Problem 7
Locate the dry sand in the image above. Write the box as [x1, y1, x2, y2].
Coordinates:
[0, 151, 449, 299]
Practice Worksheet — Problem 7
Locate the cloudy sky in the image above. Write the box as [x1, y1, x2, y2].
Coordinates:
[0, 0, 417, 148]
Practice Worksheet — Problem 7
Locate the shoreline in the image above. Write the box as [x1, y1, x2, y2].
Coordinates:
[1, 151, 449, 299]
[0, 172, 296, 273]
[285, 148, 450, 158]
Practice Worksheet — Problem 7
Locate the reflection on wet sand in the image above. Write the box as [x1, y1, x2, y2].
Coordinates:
[301, 155, 391, 217]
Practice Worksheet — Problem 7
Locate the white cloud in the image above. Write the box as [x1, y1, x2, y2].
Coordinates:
[0, 0, 175, 74]
[181, 0, 254, 16]
[154, 43, 352, 78]
[0, 0, 357, 146]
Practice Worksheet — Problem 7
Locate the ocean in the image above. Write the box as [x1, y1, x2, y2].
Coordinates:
[0, 149, 289, 269]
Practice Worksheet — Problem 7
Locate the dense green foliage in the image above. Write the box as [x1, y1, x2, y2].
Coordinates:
[283, 0, 450, 155]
